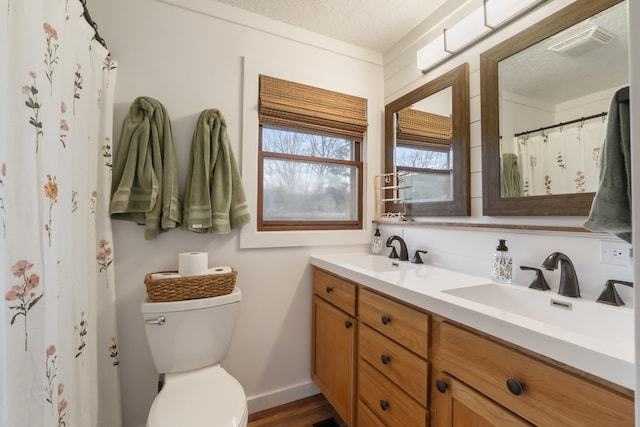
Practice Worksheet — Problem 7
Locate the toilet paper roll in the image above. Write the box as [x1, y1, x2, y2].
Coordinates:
[150, 272, 182, 280]
[178, 252, 209, 276]
[207, 266, 232, 275]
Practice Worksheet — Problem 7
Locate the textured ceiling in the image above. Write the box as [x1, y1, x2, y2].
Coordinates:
[499, 1, 628, 105]
[212, 0, 449, 52]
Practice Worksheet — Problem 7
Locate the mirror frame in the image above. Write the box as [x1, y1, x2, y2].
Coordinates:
[480, 0, 624, 216]
[385, 63, 470, 216]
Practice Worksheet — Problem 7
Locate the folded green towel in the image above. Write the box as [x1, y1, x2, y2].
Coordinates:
[500, 152, 522, 197]
[584, 89, 631, 243]
[183, 109, 250, 233]
[110, 97, 181, 239]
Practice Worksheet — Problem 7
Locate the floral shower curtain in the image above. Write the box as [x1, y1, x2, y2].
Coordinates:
[1, 0, 122, 426]
[513, 119, 606, 196]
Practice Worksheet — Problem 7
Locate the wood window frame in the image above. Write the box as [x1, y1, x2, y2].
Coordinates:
[257, 75, 367, 232]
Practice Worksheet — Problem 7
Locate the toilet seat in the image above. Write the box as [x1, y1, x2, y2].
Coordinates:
[147, 365, 248, 427]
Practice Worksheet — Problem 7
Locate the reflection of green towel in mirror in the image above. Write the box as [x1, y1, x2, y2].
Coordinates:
[110, 96, 182, 240]
[584, 90, 631, 243]
[500, 153, 522, 197]
[183, 109, 250, 234]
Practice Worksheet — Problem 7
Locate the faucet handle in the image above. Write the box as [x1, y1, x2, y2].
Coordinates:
[520, 266, 551, 291]
[411, 250, 428, 264]
[596, 280, 633, 306]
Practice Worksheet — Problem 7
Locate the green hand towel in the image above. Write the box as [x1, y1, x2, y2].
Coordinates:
[110, 97, 181, 239]
[500, 152, 522, 197]
[183, 109, 250, 233]
[584, 90, 631, 243]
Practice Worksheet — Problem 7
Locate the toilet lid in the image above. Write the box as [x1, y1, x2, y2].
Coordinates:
[147, 366, 247, 427]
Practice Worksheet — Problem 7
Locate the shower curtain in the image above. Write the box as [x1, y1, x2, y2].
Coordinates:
[1, 0, 122, 426]
[513, 120, 605, 196]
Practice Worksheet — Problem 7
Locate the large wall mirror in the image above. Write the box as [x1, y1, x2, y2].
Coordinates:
[481, 0, 628, 216]
[385, 63, 470, 216]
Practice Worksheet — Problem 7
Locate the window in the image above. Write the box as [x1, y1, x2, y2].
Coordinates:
[258, 75, 368, 231]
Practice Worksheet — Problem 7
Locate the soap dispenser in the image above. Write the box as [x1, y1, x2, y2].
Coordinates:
[492, 239, 512, 283]
[372, 228, 383, 255]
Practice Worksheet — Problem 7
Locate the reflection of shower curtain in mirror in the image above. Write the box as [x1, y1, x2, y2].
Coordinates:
[513, 120, 606, 196]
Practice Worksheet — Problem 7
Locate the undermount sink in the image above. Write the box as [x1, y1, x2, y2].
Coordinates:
[443, 283, 633, 342]
[339, 253, 414, 273]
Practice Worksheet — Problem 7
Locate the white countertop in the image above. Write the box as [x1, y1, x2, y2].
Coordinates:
[310, 252, 635, 389]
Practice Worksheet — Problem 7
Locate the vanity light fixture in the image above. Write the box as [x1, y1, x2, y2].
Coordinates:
[417, 0, 547, 74]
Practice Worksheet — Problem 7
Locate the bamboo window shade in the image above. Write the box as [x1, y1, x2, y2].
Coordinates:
[396, 108, 452, 147]
[259, 75, 368, 142]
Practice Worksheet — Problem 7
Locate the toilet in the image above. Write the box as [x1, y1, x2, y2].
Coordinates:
[141, 287, 248, 427]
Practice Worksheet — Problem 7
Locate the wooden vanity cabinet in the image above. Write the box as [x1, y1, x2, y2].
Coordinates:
[312, 268, 357, 426]
[433, 321, 634, 427]
[312, 268, 634, 427]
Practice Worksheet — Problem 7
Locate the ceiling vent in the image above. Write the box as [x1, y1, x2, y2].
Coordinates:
[548, 26, 615, 57]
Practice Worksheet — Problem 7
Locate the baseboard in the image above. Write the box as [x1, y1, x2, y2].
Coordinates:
[247, 380, 321, 414]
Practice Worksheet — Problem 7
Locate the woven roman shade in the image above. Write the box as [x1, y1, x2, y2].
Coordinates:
[396, 108, 452, 147]
[259, 75, 368, 142]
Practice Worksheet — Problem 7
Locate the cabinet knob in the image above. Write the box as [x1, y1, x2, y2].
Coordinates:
[435, 380, 448, 393]
[326, 286, 333, 293]
[506, 378, 524, 396]
[379, 400, 390, 411]
[345, 320, 353, 329]
[381, 315, 391, 325]
[380, 354, 390, 365]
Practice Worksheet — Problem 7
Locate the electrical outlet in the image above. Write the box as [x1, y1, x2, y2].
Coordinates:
[600, 241, 631, 266]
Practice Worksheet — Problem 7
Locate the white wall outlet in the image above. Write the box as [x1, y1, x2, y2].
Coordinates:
[600, 241, 631, 266]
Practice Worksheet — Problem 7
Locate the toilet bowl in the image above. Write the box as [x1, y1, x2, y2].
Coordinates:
[141, 287, 247, 427]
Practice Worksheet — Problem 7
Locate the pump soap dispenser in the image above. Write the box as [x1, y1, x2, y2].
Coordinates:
[492, 239, 512, 283]
[372, 228, 383, 255]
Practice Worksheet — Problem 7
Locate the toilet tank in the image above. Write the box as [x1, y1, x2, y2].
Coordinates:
[141, 288, 242, 374]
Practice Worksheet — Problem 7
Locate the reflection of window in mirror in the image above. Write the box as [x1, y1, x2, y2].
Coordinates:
[385, 62, 469, 217]
[394, 87, 453, 202]
[497, 0, 628, 198]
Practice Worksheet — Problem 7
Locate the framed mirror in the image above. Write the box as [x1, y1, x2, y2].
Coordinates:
[481, 0, 628, 216]
[385, 63, 470, 216]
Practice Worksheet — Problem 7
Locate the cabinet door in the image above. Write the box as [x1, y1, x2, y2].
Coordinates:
[431, 374, 533, 427]
[312, 295, 355, 426]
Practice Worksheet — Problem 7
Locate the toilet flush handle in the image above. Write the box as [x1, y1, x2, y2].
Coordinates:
[145, 316, 166, 326]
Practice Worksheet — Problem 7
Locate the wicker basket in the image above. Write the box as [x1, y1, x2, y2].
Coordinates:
[144, 268, 237, 302]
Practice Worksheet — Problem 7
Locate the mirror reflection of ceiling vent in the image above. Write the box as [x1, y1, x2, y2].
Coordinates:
[548, 26, 615, 57]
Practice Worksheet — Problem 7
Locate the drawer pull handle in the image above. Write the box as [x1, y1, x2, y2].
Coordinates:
[506, 378, 524, 396]
[380, 354, 390, 365]
[381, 315, 391, 325]
[345, 320, 353, 329]
[379, 400, 390, 411]
[326, 286, 333, 293]
[435, 380, 448, 393]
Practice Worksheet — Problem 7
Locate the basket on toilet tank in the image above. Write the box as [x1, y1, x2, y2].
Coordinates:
[144, 267, 237, 302]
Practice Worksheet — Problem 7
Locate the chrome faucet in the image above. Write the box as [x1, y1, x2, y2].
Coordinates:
[542, 252, 580, 298]
[386, 235, 409, 261]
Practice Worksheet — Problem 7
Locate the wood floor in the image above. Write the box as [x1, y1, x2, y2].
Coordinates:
[247, 394, 347, 427]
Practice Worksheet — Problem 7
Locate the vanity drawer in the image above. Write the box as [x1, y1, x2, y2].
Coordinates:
[359, 323, 428, 406]
[356, 400, 385, 427]
[358, 359, 428, 427]
[313, 268, 357, 316]
[359, 288, 429, 358]
[439, 322, 634, 426]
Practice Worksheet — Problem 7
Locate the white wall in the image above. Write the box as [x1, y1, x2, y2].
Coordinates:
[92, 1, 382, 426]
